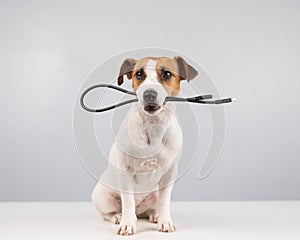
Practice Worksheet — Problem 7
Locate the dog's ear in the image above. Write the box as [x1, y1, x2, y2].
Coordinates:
[118, 58, 137, 85]
[174, 56, 198, 81]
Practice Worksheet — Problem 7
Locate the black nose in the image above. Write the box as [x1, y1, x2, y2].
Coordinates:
[143, 90, 157, 104]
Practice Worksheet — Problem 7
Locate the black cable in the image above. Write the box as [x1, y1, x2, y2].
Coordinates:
[80, 84, 234, 113]
[80, 84, 137, 113]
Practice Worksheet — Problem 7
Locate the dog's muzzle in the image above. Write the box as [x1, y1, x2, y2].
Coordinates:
[143, 90, 157, 104]
[136, 83, 168, 114]
[143, 90, 161, 113]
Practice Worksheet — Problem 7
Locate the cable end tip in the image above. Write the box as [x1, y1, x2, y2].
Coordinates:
[231, 97, 237, 102]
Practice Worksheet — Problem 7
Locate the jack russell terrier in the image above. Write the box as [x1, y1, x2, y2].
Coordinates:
[92, 56, 198, 235]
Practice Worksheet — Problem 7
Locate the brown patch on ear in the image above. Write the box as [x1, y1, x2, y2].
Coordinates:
[174, 56, 198, 81]
[118, 58, 137, 85]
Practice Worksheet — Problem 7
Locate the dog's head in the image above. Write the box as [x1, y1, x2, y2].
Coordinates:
[117, 56, 198, 114]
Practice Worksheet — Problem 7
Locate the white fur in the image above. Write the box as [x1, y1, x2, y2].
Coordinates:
[136, 60, 167, 107]
[92, 59, 182, 235]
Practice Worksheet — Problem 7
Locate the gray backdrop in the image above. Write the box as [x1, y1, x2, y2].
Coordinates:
[1, 0, 299, 201]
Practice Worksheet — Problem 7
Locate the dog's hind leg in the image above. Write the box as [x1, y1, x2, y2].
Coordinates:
[103, 212, 122, 224]
[91, 183, 122, 224]
[136, 191, 159, 223]
[147, 209, 159, 223]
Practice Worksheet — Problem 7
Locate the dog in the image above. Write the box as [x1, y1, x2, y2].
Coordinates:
[91, 56, 198, 235]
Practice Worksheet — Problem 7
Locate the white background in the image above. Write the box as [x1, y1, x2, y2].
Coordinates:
[0, 0, 299, 201]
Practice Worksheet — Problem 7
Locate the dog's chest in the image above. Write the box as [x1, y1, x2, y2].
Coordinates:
[133, 157, 160, 172]
[132, 157, 165, 187]
[129, 152, 172, 187]
[142, 124, 166, 146]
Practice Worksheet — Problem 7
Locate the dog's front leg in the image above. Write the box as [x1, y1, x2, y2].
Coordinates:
[157, 166, 177, 232]
[158, 184, 175, 232]
[117, 173, 137, 235]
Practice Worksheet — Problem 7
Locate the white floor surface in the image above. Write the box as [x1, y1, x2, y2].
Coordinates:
[1, 201, 299, 240]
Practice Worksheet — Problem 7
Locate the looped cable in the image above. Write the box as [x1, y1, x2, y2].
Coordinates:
[80, 84, 235, 113]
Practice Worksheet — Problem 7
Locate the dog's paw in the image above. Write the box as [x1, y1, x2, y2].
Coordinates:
[112, 213, 122, 224]
[117, 221, 136, 236]
[149, 212, 159, 223]
[158, 218, 176, 233]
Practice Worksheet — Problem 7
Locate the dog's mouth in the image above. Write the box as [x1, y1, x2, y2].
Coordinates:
[143, 104, 161, 114]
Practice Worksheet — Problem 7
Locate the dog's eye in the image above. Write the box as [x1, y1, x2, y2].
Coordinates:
[161, 70, 173, 80]
[135, 69, 145, 80]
